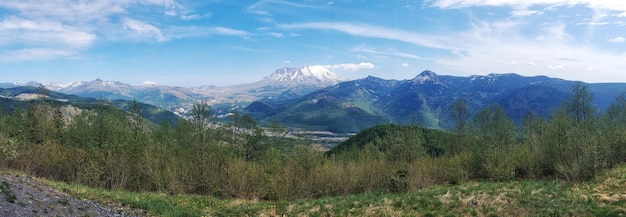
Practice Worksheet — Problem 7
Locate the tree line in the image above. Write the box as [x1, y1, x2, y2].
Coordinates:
[0, 83, 625, 200]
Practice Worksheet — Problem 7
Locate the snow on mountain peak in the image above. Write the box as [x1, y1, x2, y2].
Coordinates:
[142, 81, 158, 86]
[413, 70, 438, 84]
[39, 81, 86, 91]
[263, 65, 344, 85]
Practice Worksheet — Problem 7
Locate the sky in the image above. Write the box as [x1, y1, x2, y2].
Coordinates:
[1, 0, 625, 87]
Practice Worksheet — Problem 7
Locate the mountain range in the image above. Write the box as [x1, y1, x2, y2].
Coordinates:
[24, 66, 344, 117]
[6, 67, 626, 133]
[246, 71, 626, 133]
[0, 86, 180, 125]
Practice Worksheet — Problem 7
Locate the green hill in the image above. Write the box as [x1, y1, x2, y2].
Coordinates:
[40, 164, 626, 216]
[0, 86, 180, 126]
[327, 124, 453, 158]
[247, 72, 626, 133]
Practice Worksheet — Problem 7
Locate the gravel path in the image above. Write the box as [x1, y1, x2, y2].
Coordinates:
[0, 172, 147, 217]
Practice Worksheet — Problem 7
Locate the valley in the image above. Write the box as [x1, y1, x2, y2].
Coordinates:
[3, 1, 626, 216]
[13, 67, 626, 135]
[2, 68, 626, 216]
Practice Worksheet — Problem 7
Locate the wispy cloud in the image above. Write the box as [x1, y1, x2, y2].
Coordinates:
[511, 9, 542, 17]
[282, 18, 626, 82]
[427, 0, 626, 16]
[351, 46, 428, 60]
[0, 16, 96, 48]
[181, 13, 212, 20]
[323, 62, 375, 71]
[279, 22, 455, 50]
[212, 27, 253, 38]
[249, 0, 321, 13]
[123, 18, 167, 42]
[609, 36, 625, 43]
[267, 32, 284, 38]
[225, 46, 271, 53]
[0, 0, 211, 61]
[248, 0, 323, 23]
[0, 48, 76, 62]
[0, 0, 180, 23]
[161, 26, 253, 40]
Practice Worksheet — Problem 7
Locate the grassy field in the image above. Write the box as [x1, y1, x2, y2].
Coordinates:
[40, 164, 626, 217]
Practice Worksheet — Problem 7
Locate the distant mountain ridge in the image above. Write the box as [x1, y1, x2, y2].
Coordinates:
[17, 65, 344, 117]
[246, 71, 626, 133]
[0, 86, 180, 125]
[10, 68, 626, 133]
[26, 79, 201, 113]
[259, 65, 344, 86]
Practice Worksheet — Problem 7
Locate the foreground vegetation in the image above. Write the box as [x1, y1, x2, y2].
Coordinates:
[0, 82, 625, 208]
[39, 163, 626, 216]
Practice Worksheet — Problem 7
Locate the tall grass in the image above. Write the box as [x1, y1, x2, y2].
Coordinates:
[38, 164, 626, 216]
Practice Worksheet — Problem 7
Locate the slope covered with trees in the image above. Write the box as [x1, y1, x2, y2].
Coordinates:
[0, 83, 625, 202]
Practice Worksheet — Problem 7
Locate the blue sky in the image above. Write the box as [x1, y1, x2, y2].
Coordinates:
[1, 0, 625, 87]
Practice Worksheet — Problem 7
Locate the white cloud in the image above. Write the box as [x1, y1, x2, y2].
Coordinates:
[0, 0, 181, 61]
[0, 48, 76, 62]
[0, 0, 180, 23]
[548, 64, 565, 70]
[142, 81, 158, 86]
[284, 19, 626, 82]
[351, 46, 427, 60]
[540, 22, 571, 41]
[123, 18, 166, 42]
[181, 12, 212, 20]
[213, 27, 252, 37]
[324, 62, 375, 71]
[427, 0, 626, 17]
[248, 0, 321, 22]
[161, 26, 253, 40]
[511, 9, 542, 17]
[609, 36, 625, 43]
[401, 63, 410, 67]
[576, 22, 611, 26]
[280, 22, 454, 50]
[0, 16, 94, 61]
[0, 16, 96, 48]
[225, 46, 270, 53]
[267, 32, 284, 38]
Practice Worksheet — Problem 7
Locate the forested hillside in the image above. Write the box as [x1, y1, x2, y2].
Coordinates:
[0, 83, 625, 202]
[248, 72, 626, 133]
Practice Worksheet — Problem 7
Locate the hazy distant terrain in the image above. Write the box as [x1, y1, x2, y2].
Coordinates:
[11, 67, 626, 134]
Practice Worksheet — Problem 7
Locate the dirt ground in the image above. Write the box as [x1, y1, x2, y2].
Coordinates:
[0, 172, 147, 217]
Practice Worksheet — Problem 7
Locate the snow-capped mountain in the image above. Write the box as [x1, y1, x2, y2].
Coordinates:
[24, 79, 201, 109]
[36, 79, 131, 93]
[189, 65, 346, 105]
[15, 66, 345, 116]
[41, 81, 86, 91]
[259, 65, 344, 87]
[411, 70, 440, 84]
[246, 70, 626, 133]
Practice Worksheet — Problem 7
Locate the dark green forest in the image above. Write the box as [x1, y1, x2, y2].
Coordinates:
[0, 83, 625, 200]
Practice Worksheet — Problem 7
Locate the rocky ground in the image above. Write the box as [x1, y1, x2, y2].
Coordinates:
[0, 172, 147, 217]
